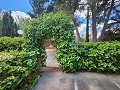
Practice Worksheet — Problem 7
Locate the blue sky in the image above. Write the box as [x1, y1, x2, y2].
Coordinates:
[0, 0, 32, 13]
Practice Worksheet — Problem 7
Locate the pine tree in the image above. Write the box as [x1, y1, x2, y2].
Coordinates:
[0, 19, 3, 36]
[2, 11, 17, 37]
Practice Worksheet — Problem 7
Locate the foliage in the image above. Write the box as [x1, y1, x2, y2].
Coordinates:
[28, 0, 56, 18]
[0, 36, 24, 52]
[23, 11, 120, 74]
[55, 0, 79, 15]
[1, 11, 74, 89]
[0, 50, 42, 90]
[23, 11, 75, 66]
[2, 11, 19, 37]
[57, 41, 120, 73]
[104, 28, 120, 41]
[55, 0, 81, 41]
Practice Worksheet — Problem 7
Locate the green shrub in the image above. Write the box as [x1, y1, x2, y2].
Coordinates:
[0, 50, 42, 90]
[57, 41, 120, 73]
[0, 36, 24, 52]
[23, 11, 74, 66]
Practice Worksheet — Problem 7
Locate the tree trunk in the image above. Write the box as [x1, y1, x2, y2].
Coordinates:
[99, 0, 114, 41]
[73, 18, 81, 42]
[91, 8, 97, 42]
[86, 7, 89, 42]
[75, 26, 82, 42]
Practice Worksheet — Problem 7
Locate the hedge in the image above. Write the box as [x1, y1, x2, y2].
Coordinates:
[0, 36, 24, 52]
[0, 36, 43, 90]
[57, 41, 120, 73]
[23, 11, 74, 66]
[0, 50, 42, 90]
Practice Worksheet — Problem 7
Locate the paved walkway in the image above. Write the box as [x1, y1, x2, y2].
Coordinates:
[32, 70, 120, 90]
[45, 49, 59, 67]
[32, 49, 120, 90]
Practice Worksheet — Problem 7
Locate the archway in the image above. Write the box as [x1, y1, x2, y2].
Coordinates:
[23, 11, 75, 70]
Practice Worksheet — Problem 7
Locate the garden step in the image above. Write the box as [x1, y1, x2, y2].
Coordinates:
[42, 66, 62, 72]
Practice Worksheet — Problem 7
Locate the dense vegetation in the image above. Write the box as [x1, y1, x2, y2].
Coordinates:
[57, 42, 120, 73]
[0, 11, 74, 90]
[0, 9, 120, 90]
[0, 37, 42, 90]
[28, 0, 120, 42]
[23, 11, 74, 66]
[0, 36, 24, 52]
[23, 11, 120, 73]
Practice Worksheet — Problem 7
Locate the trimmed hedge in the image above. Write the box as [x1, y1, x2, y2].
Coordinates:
[0, 50, 42, 90]
[0, 36, 24, 52]
[0, 37, 43, 90]
[23, 11, 74, 66]
[57, 41, 120, 73]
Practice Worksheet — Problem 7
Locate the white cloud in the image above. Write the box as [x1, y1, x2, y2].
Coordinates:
[78, 24, 86, 33]
[78, 24, 86, 37]
[79, 0, 88, 4]
[97, 23, 104, 28]
[75, 10, 87, 18]
[108, 20, 116, 24]
[76, 23, 104, 38]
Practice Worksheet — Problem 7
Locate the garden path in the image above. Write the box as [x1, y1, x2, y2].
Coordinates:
[45, 48, 59, 67]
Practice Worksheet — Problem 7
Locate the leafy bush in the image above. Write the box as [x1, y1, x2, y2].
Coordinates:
[23, 11, 74, 66]
[0, 50, 42, 90]
[0, 36, 24, 52]
[57, 41, 120, 73]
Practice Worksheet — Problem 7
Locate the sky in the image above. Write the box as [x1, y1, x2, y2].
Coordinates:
[0, 0, 32, 13]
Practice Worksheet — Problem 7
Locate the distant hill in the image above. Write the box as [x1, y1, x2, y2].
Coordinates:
[11, 11, 31, 23]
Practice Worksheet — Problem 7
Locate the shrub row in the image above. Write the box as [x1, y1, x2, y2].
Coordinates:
[0, 50, 42, 90]
[57, 41, 120, 73]
[0, 36, 24, 52]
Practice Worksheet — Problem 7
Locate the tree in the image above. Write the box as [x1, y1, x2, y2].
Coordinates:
[107, 1, 120, 28]
[0, 10, 3, 36]
[56, 0, 82, 42]
[86, 7, 90, 42]
[0, 18, 2, 36]
[14, 22, 19, 36]
[28, 0, 55, 18]
[2, 11, 18, 37]
[89, 0, 100, 42]
[78, 0, 98, 42]
[103, 27, 120, 41]
[28, 0, 46, 18]
[99, 0, 115, 41]
[86, 0, 116, 42]
[28, 0, 82, 42]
